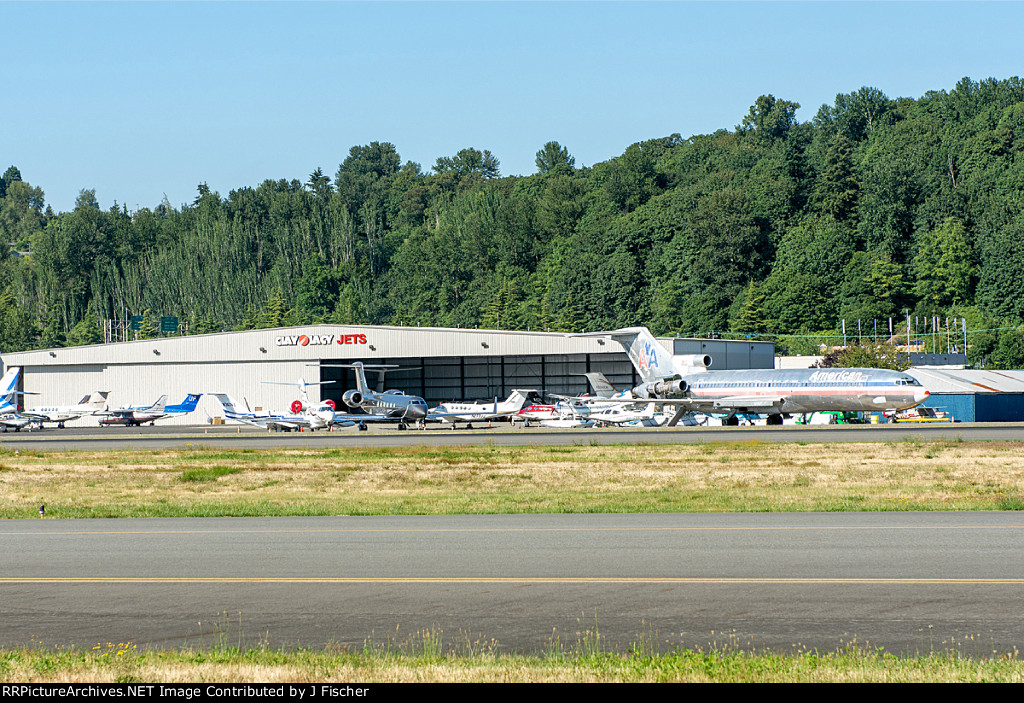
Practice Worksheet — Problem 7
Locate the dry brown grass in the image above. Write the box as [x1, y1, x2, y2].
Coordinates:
[2, 439, 1024, 518]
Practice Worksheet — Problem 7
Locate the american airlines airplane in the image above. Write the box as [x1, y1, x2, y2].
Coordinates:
[579, 328, 930, 425]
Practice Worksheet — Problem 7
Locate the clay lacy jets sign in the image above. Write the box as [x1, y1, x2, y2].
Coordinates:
[275, 333, 368, 347]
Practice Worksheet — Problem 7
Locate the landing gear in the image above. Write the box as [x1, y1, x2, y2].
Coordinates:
[767, 414, 784, 426]
[724, 416, 740, 427]
[358, 422, 368, 432]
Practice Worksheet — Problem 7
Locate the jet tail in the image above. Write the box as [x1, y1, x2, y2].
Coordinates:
[149, 395, 168, 412]
[166, 393, 202, 414]
[0, 367, 22, 402]
[581, 372, 617, 398]
[84, 391, 110, 410]
[572, 328, 679, 384]
[212, 394, 247, 416]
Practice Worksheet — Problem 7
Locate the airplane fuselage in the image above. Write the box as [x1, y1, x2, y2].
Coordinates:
[357, 392, 428, 420]
[670, 367, 929, 415]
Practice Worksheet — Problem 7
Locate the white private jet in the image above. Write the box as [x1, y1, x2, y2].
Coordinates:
[428, 389, 542, 428]
[212, 383, 351, 432]
[576, 327, 930, 426]
[22, 391, 110, 428]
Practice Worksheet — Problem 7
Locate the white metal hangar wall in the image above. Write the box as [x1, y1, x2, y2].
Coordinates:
[1, 325, 775, 426]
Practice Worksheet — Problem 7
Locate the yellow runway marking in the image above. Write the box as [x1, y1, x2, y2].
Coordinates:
[3, 577, 1024, 585]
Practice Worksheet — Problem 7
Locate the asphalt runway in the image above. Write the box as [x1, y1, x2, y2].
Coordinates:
[1, 420, 1023, 450]
[4, 512, 1024, 655]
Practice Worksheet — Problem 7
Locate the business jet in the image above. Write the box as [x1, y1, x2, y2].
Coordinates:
[22, 391, 110, 428]
[320, 362, 429, 430]
[577, 327, 930, 426]
[428, 389, 542, 428]
[98, 394, 202, 426]
[212, 379, 353, 432]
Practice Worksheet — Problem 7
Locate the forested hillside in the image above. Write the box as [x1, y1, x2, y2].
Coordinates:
[3, 76, 1024, 366]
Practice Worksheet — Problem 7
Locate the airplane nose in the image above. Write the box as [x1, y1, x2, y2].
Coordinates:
[914, 389, 930, 404]
[409, 404, 427, 419]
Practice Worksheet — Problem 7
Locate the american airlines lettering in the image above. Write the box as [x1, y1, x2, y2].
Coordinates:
[807, 370, 867, 383]
[275, 334, 368, 347]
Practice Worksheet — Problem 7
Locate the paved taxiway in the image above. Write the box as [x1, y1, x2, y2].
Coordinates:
[4, 512, 1024, 654]
[0, 421, 1022, 450]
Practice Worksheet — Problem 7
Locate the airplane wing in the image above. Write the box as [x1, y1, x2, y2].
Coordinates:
[708, 396, 786, 412]
[330, 411, 410, 423]
[226, 413, 311, 431]
[584, 395, 787, 413]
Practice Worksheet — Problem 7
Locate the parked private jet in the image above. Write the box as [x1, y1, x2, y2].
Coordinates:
[320, 362, 429, 430]
[22, 391, 110, 428]
[98, 393, 202, 426]
[428, 389, 542, 428]
[212, 378, 354, 432]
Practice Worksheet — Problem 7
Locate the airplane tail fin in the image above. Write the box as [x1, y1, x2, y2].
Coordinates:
[150, 395, 168, 412]
[573, 328, 679, 384]
[85, 391, 110, 409]
[212, 394, 245, 416]
[0, 367, 22, 402]
[506, 389, 531, 412]
[167, 393, 202, 413]
[582, 372, 617, 398]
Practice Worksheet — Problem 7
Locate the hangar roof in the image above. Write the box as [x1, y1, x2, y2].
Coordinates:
[2, 325, 620, 368]
[2, 324, 775, 370]
[908, 368, 1024, 394]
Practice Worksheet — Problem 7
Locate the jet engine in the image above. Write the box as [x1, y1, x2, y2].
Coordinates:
[342, 390, 364, 408]
[290, 400, 306, 414]
[676, 354, 712, 369]
[639, 378, 689, 397]
[324, 399, 336, 410]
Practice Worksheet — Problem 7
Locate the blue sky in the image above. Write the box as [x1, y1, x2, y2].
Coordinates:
[4, 1, 1023, 214]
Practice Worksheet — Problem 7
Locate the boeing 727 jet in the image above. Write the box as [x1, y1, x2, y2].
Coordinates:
[578, 328, 930, 425]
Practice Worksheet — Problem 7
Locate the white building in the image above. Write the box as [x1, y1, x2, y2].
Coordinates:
[1, 325, 775, 425]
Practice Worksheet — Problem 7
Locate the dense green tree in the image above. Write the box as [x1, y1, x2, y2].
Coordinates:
[810, 133, 859, 222]
[817, 340, 910, 370]
[66, 311, 104, 346]
[738, 95, 800, 147]
[534, 141, 575, 176]
[913, 217, 975, 306]
[3, 75, 1024, 363]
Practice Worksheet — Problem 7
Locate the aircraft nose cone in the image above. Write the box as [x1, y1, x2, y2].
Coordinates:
[408, 404, 427, 419]
[914, 389, 930, 404]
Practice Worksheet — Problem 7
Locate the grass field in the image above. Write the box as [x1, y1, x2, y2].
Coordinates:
[4, 640, 1023, 683]
[2, 438, 1023, 519]
[3, 438, 1024, 682]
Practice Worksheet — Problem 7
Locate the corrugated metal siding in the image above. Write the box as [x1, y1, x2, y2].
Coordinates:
[977, 394, 1024, 422]
[921, 395, 976, 423]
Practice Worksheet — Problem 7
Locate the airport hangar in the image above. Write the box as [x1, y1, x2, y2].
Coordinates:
[1, 325, 776, 426]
